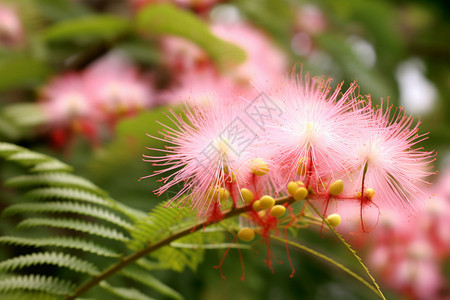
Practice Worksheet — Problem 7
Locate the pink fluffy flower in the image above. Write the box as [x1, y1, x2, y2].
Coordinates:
[266, 74, 368, 190]
[141, 102, 262, 217]
[0, 4, 24, 47]
[351, 103, 435, 215]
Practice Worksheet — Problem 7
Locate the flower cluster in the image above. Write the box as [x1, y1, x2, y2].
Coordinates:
[39, 53, 154, 147]
[143, 73, 435, 233]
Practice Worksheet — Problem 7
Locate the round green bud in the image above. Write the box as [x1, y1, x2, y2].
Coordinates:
[259, 195, 275, 209]
[219, 187, 230, 201]
[252, 200, 261, 211]
[293, 187, 308, 201]
[238, 228, 255, 242]
[287, 181, 299, 196]
[329, 180, 344, 196]
[364, 188, 376, 199]
[270, 205, 286, 218]
[325, 213, 342, 228]
[240, 188, 254, 203]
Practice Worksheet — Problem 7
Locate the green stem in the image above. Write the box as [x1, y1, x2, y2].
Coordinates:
[270, 235, 382, 298]
[306, 200, 386, 300]
[66, 196, 293, 299]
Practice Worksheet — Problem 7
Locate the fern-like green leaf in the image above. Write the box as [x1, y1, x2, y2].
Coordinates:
[128, 201, 194, 251]
[17, 218, 130, 242]
[0, 291, 60, 300]
[25, 187, 112, 207]
[0, 142, 26, 157]
[5, 173, 106, 195]
[2, 202, 133, 230]
[0, 236, 119, 257]
[99, 281, 156, 300]
[0, 274, 75, 296]
[135, 258, 168, 271]
[0, 252, 99, 275]
[170, 242, 251, 250]
[30, 160, 73, 173]
[6, 151, 51, 166]
[150, 231, 203, 272]
[122, 266, 183, 300]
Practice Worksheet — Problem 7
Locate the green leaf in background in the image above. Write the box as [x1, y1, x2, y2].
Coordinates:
[116, 39, 161, 67]
[135, 3, 247, 68]
[88, 106, 181, 181]
[315, 33, 394, 101]
[234, 0, 294, 52]
[32, 0, 90, 21]
[0, 55, 50, 91]
[41, 14, 131, 44]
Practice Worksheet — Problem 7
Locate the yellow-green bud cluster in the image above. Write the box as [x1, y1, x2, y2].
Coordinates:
[287, 181, 308, 201]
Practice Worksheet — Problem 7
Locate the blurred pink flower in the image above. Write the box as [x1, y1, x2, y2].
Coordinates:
[368, 213, 447, 299]
[160, 68, 244, 107]
[84, 53, 154, 123]
[40, 73, 99, 147]
[0, 4, 24, 47]
[212, 22, 288, 89]
[295, 5, 327, 35]
[39, 53, 154, 147]
[160, 36, 209, 73]
[336, 166, 450, 299]
[40, 73, 96, 126]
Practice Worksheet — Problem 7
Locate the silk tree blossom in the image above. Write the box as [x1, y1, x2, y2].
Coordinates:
[266, 74, 370, 191]
[141, 102, 269, 217]
[145, 72, 434, 231]
[351, 104, 435, 216]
